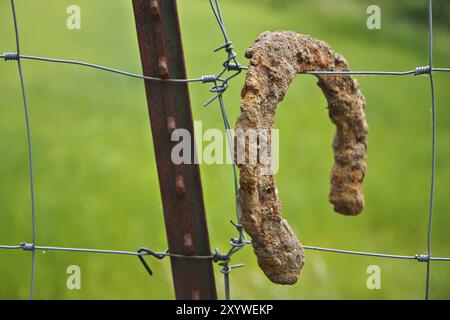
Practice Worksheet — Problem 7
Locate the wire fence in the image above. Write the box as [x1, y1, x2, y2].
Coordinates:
[1, 0, 450, 300]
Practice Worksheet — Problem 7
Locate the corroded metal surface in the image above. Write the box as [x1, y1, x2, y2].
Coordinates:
[236, 31, 368, 284]
[133, 0, 217, 300]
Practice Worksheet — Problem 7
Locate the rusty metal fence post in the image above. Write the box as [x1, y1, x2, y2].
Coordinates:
[132, 0, 217, 300]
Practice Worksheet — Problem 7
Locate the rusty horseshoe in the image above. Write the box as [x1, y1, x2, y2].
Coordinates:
[235, 31, 368, 284]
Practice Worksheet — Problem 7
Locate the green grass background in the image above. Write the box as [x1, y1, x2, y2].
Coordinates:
[0, 0, 449, 299]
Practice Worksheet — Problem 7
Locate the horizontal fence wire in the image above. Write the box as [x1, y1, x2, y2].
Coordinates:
[2, 243, 450, 262]
[2, 53, 450, 79]
[1, 53, 206, 83]
[1, 0, 450, 300]
[0, 244, 215, 259]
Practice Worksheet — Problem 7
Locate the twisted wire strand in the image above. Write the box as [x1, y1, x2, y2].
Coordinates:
[207, 0, 245, 97]
[209, 0, 230, 44]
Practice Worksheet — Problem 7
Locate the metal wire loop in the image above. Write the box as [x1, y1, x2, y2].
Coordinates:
[415, 66, 432, 76]
[201, 74, 217, 83]
[136, 247, 168, 276]
[213, 249, 229, 263]
[416, 254, 431, 262]
[3, 52, 19, 61]
[226, 63, 244, 71]
[20, 243, 35, 251]
[219, 262, 245, 275]
[214, 41, 234, 53]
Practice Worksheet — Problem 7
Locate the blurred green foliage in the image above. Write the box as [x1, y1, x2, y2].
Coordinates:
[376, 0, 450, 27]
[269, 0, 450, 27]
[0, 0, 449, 300]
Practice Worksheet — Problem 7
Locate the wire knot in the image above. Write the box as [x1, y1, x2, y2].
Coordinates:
[415, 66, 432, 76]
[226, 63, 243, 71]
[213, 248, 229, 263]
[224, 42, 234, 53]
[136, 247, 167, 276]
[4, 52, 19, 61]
[201, 75, 217, 83]
[209, 80, 228, 94]
[219, 261, 245, 275]
[214, 41, 234, 53]
[203, 80, 229, 107]
[20, 242, 35, 251]
[415, 254, 430, 262]
[230, 237, 248, 250]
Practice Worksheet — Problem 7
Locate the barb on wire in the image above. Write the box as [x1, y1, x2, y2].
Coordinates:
[137, 248, 168, 276]
[0, 52, 242, 107]
[0, 241, 249, 295]
[209, 0, 245, 77]
[202, 0, 247, 108]
[2, 239, 450, 301]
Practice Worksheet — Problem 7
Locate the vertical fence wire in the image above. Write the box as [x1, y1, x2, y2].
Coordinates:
[10, 0, 37, 300]
[425, 0, 436, 300]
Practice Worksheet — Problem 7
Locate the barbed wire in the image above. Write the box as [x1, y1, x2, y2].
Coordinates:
[1, 0, 449, 301]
